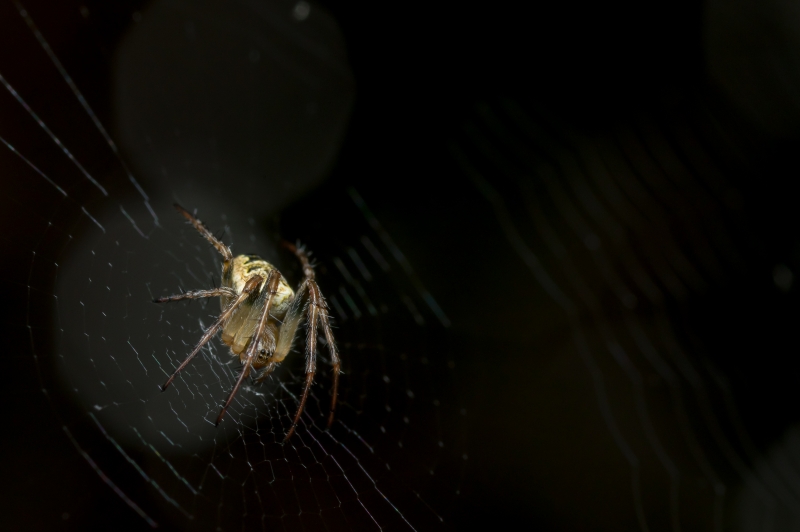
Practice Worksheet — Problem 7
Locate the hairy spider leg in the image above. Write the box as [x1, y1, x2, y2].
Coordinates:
[153, 286, 236, 304]
[284, 282, 318, 441]
[282, 241, 340, 441]
[159, 276, 262, 391]
[318, 305, 339, 428]
[216, 270, 281, 426]
[173, 203, 233, 262]
[253, 360, 278, 384]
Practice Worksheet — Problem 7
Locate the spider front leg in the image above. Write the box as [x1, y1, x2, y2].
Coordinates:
[153, 286, 236, 304]
[173, 203, 233, 262]
[281, 242, 340, 441]
[159, 278, 260, 391]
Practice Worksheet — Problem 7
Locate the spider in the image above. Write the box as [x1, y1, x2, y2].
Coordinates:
[154, 204, 339, 441]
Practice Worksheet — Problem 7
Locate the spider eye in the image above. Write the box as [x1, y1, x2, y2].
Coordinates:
[259, 349, 266, 355]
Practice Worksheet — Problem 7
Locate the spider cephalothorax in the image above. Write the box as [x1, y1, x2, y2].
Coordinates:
[154, 204, 339, 441]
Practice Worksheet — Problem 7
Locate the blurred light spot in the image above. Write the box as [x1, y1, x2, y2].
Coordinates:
[773, 263, 793, 291]
[132, 11, 142, 22]
[584, 233, 600, 250]
[79, 6, 89, 18]
[293, 1, 310, 21]
[248, 49, 260, 63]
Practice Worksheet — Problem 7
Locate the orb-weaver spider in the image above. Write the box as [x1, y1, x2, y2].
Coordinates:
[154, 204, 339, 441]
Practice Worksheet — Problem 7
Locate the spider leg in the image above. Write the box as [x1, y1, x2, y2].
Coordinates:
[253, 361, 278, 384]
[284, 284, 318, 441]
[317, 302, 340, 428]
[161, 277, 261, 391]
[173, 203, 233, 262]
[153, 286, 236, 304]
[282, 241, 340, 441]
[216, 270, 281, 426]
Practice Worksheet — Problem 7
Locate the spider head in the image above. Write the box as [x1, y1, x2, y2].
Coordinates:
[256, 346, 269, 364]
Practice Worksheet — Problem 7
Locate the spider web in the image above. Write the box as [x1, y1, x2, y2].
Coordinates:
[5, 1, 800, 531]
[0, 1, 465, 530]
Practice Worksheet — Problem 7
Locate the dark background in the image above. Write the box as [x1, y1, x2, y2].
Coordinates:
[3, 0, 800, 530]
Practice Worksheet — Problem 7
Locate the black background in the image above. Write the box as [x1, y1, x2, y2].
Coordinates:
[3, 0, 800, 530]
